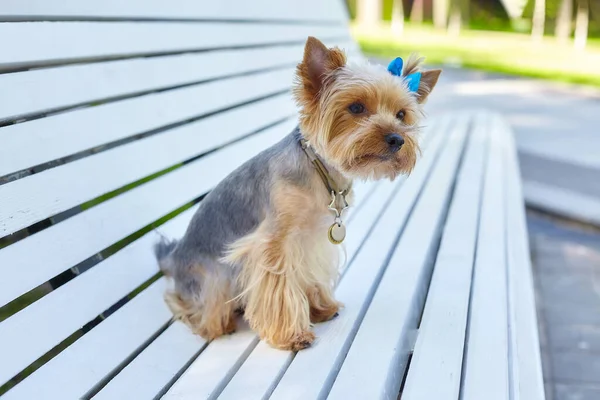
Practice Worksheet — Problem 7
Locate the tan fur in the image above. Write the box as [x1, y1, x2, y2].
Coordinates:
[308, 285, 342, 323]
[401, 53, 442, 104]
[164, 265, 237, 340]
[402, 53, 424, 76]
[223, 180, 342, 350]
[294, 36, 347, 106]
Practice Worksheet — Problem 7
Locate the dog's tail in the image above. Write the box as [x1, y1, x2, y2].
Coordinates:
[154, 236, 179, 277]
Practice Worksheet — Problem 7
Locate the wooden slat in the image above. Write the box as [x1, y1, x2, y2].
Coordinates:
[269, 118, 451, 400]
[340, 182, 392, 274]
[401, 113, 488, 399]
[0, 100, 295, 309]
[96, 180, 378, 400]
[0, 40, 355, 122]
[327, 114, 469, 400]
[2, 278, 171, 400]
[461, 117, 510, 400]
[503, 116, 546, 400]
[0, 68, 295, 238]
[0, 0, 349, 22]
[92, 321, 208, 400]
[218, 341, 291, 400]
[0, 120, 294, 387]
[161, 326, 258, 400]
[0, 22, 348, 68]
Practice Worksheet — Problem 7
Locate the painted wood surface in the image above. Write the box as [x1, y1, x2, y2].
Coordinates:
[0, 0, 349, 22]
[0, 22, 348, 68]
[402, 113, 488, 400]
[461, 117, 510, 400]
[503, 117, 546, 400]
[2, 279, 172, 400]
[0, 40, 354, 122]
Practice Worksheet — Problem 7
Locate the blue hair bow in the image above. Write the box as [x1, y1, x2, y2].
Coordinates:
[387, 57, 421, 93]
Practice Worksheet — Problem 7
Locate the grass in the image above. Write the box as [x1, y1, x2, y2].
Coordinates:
[353, 23, 600, 88]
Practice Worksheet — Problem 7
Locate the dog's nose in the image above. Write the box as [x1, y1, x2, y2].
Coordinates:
[384, 133, 404, 153]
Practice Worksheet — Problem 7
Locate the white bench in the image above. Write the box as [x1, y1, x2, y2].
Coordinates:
[0, 1, 545, 399]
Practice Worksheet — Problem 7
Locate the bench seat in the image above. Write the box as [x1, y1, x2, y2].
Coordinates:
[0, 1, 544, 399]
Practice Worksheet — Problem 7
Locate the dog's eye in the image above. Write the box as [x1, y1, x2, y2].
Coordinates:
[348, 102, 365, 115]
[396, 110, 406, 121]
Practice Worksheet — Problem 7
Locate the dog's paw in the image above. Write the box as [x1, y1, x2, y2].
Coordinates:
[224, 318, 237, 335]
[286, 331, 316, 351]
[310, 302, 341, 323]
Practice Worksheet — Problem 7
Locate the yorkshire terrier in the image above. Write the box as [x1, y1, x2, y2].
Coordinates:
[154, 37, 441, 351]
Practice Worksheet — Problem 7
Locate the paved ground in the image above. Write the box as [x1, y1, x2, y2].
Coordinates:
[519, 154, 600, 201]
[528, 210, 600, 400]
[426, 67, 600, 171]
[425, 67, 600, 225]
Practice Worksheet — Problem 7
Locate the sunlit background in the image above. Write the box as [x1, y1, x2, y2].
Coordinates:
[348, 0, 599, 85]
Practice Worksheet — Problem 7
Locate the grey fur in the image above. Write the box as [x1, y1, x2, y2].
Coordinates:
[154, 127, 315, 300]
[153, 238, 178, 275]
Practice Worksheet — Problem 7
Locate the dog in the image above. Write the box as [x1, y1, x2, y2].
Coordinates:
[154, 37, 441, 351]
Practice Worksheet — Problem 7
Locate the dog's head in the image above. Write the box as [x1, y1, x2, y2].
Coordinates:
[294, 37, 441, 181]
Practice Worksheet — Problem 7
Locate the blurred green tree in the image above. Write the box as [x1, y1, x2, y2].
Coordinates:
[532, 0, 546, 39]
[356, 0, 382, 26]
[574, 0, 589, 49]
[555, 0, 573, 42]
[433, 0, 450, 28]
[349, 0, 597, 39]
[391, 0, 405, 34]
[411, 0, 425, 22]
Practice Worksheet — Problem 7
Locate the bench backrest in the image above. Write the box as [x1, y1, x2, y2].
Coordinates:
[0, 1, 360, 397]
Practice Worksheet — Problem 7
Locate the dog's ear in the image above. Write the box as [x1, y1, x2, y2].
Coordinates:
[416, 69, 442, 104]
[298, 36, 346, 97]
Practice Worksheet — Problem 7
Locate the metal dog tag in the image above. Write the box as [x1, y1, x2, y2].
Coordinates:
[328, 222, 346, 245]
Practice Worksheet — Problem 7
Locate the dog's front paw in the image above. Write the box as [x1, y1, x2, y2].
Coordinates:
[288, 330, 316, 351]
[268, 330, 315, 351]
[262, 330, 316, 351]
[310, 301, 342, 323]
